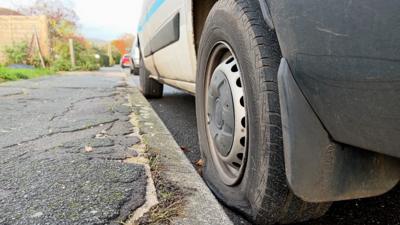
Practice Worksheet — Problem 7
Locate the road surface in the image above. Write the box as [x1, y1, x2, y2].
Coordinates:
[0, 70, 147, 225]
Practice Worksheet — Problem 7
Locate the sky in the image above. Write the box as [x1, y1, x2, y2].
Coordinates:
[0, 0, 144, 40]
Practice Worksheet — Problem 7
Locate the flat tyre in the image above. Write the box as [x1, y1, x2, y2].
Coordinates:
[195, 0, 331, 224]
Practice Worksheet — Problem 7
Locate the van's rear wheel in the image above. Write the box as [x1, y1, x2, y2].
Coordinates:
[195, 0, 331, 224]
[139, 54, 163, 98]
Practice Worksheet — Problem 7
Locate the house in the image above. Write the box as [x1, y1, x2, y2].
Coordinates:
[0, 7, 22, 16]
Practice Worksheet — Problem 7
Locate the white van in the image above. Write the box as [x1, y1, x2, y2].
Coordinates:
[137, 0, 400, 224]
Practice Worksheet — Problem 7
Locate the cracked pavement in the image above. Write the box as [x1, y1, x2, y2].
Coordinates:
[0, 69, 147, 225]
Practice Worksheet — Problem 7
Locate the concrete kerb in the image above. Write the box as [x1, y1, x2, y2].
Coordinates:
[128, 86, 233, 225]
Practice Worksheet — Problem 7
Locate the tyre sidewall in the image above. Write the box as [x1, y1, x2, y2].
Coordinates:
[196, 2, 284, 220]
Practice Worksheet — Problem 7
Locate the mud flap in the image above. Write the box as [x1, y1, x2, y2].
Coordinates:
[278, 58, 400, 202]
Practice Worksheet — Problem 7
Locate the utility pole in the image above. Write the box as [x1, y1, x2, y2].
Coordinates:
[69, 38, 76, 68]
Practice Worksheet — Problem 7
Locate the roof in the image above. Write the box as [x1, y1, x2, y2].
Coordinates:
[0, 7, 22, 16]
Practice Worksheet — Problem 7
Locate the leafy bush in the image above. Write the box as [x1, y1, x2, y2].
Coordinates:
[53, 40, 72, 60]
[3, 42, 50, 68]
[4, 43, 29, 65]
[51, 57, 72, 71]
[113, 51, 122, 66]
[98, 54, 110, 67]
[76, 50, 99, 71]
[3, 39, 102, 72]
[51, 40, 100, 71]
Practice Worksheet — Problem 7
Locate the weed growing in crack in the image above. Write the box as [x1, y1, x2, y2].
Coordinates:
[136, 155, 186, 225]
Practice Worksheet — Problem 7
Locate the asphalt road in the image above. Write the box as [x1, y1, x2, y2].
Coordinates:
[0, 70, 147, 225]
[129, 74, 400, 225]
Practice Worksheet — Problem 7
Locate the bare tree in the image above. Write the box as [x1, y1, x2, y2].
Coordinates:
[17, 0, 79, 57]
[18, 0, 78, 24]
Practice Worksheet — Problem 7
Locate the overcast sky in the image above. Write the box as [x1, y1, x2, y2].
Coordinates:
[0, 0, 144, 40]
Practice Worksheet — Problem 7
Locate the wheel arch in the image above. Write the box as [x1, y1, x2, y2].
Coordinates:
[192, 0, 274, 54]
[192, 0, 218, 53]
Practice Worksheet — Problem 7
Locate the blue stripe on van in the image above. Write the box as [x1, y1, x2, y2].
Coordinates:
[137, 0, 166, 32]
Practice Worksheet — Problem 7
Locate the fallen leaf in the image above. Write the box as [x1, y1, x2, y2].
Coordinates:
[195, 159, 204, 167]
[95, 133, 106, 139]
[85, 146, 93, 152]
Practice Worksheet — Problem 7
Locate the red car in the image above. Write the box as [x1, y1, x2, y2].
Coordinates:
[120, 54, 131, 68]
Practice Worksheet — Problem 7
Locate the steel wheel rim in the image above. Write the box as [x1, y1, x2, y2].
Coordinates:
[205, 42, 248, 186]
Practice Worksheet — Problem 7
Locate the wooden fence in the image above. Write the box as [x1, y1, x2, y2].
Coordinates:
[0, 15, 50, 63]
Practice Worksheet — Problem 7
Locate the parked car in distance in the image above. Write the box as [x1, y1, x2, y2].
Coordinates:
[120, 54, 131, 69]
[129, 38, 140, 75]
[137, 0, 400, 224]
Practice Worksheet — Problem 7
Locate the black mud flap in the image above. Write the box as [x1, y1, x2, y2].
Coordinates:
[278, 58, 400, 203]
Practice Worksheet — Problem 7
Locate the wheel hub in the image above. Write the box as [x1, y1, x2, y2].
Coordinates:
[214, 99, 224, 129]
[205, 45, 248, 186]
[208, 70, 235, 157]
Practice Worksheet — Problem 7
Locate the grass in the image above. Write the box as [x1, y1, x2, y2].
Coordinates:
[0, 67, 55, 82]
